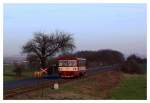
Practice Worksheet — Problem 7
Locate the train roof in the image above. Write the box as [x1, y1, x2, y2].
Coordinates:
[57, 56, 86, 60]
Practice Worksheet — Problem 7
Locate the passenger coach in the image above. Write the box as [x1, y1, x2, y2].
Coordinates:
[57, 56, 87, 78]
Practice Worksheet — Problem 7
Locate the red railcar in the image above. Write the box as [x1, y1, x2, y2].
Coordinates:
[57, 56, 87, 78]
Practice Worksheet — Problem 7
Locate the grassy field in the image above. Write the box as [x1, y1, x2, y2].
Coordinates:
[9, 71, 122, 99]
[8, 71, 147, 100]
[4, 64, 34, 81]
[109, 74, 147, 100]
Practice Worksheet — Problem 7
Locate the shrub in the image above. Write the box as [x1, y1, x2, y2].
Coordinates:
[13, 63, 24, 77]
[121, 60, 144, 74]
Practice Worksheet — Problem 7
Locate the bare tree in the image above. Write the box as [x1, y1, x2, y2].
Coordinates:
[26, 54, 40, 70]
[22, 31, 75, 68]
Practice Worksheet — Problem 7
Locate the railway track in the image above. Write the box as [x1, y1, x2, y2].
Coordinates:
[4, 78, 76, 99]
[4, 64, 121, 99]
[4, 80, 52, 99]
[87, 64, 121, 76]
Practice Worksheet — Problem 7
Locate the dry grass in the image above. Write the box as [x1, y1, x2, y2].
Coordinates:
[7, 70, 122, 100]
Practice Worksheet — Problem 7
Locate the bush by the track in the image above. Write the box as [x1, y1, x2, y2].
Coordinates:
[121, 60, 146, 74]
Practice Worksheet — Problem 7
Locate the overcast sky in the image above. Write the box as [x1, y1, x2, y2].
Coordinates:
[3, 4, 147, 57]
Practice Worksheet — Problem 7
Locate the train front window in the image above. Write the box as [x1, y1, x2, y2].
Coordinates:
[59, 60, 77, 67]
[79, 60, 86, 66]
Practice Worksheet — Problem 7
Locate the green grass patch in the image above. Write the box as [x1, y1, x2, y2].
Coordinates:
[4, 64, 15, 75]
[139, 63, 147, 73]
[4, 76, 16, 81]
[4, 64, 34, 82]
[109, 74, 147, 100]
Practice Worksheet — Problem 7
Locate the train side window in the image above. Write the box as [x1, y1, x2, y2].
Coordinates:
[79, 60, 86, 66]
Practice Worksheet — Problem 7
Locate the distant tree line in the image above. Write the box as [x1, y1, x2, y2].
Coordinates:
[74, 49, 125, 67]
[126, 54, 147, 64]
[25, 49, 147, 74]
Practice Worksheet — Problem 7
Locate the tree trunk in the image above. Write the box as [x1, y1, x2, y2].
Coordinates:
[41, 57, 46, 68]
